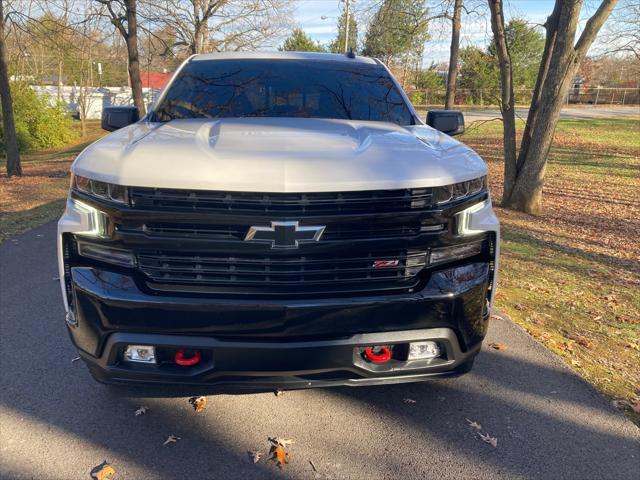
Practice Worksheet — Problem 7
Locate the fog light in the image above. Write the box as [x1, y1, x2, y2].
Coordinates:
[429, 241, 483, 265]
[77, 241, 135, 268]
[124, 345, 156, 364]
[408, 341, 441, 360]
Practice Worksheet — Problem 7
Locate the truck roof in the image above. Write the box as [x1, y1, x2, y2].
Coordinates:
[190, 51, 378, 65]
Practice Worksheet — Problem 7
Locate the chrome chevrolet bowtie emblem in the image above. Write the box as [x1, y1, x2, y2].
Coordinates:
[244, 221, 325, 249]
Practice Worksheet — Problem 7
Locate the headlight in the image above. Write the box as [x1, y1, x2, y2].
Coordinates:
[63, 197, 110, 238]
[433, 176, 487, 205]
[72, 174, 128, 204]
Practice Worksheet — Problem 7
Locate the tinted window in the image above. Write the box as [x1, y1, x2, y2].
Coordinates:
[153, 59, 414, 125]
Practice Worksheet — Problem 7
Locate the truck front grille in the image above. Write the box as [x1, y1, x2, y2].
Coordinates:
[134, 220, 443, 242]
[95, 186, 490, 297]
[129, 187, 433, 215]
[137, 250, 426, 293]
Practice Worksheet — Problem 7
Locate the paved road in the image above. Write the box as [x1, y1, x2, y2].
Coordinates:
[1, 221, 639, 480]
[461, 105, 640, 123]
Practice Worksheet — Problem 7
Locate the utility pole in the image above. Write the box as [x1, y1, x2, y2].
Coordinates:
[344, 0, 350, 52]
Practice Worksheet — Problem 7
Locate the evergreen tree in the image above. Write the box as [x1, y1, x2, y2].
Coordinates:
[280, 28, 325, 52]
[329, 6, 358, 53]
[362, 0, 429, 66]
[488, 19, 545, 89]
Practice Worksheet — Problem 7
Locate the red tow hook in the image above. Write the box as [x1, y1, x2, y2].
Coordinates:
[363, 346, 392, 363]
[175, 349, 201, 366]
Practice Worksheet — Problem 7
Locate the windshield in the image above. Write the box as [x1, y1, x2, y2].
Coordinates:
[152, 59, 415, 125]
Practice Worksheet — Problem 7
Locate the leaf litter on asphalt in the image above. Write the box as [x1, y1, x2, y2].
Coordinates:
[464, 418, 497, 447]
[403, 398, 417, 404]
[189, 396, 207, 413]
[134, 406, 148, 416]
[271, 445, 289, 469]
[163, 435, 181, 446]
[488, 342, 507, 351]
[465, 418, 482, 430]
[247, 451, 263, 463]
[479, 432, 498, 448]
[267, 436, 294, 469]
[90, 461, 115, 480]
[270, 437, 295, 448]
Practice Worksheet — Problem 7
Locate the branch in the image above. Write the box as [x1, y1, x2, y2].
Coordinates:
[575, 0, 619, 59]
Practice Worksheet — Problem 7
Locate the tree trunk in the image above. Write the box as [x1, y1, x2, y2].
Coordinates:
[57, 60, 63, 101]
[125, 0, 146, 117]
[495, 0, 618, 214]
[488, 0, 517, 204]
[0, 3, 21, 176]
[444, 0, 462, 109]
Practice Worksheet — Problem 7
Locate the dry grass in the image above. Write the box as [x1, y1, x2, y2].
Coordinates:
[0, 121, 105, 241]
[461, 117, 640, 423]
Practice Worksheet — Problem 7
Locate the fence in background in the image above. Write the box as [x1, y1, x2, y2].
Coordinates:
[31, 86, 162, 119]
[406, 87, 640, 107]
[30, 85, 640, 118]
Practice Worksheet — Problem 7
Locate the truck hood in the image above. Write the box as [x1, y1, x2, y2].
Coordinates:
[72, 117, 487, 192]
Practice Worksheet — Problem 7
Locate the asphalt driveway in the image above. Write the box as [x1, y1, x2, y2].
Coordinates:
[1, 221, 638, 479]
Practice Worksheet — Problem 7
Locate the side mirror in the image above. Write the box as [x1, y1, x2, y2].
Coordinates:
[101, 106, 139, 132]
[426, 110, 465, 136]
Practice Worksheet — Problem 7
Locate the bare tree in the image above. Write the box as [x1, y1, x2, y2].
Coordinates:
[487, 0, 515, 193]
[97, 0, 146, 116]
[143, 0, 292, 56]
[0, 0, 21, 176]
[444, 0, 462, 109]
[74, 6, 105, 136]
[490, 0, 618, 214]
[597, 0, 639, 59]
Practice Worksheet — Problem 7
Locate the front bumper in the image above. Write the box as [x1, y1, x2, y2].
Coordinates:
[58, 196, 500, 390]
[66, 261, 490, 390]
[83, 328, 480, 393]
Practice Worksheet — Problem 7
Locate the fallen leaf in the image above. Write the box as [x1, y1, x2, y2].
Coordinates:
[465, 418, 482, 430]
[90, 462, 115, 480]
[270, 437, 295, 448]
[560, 342, 575, 353]
[479, 432, 498, 448]
[270, 445, 289, 469]
[163, 435, 181, 446]
[403, 398, 417, 404]
[274, 389, 285, 397]
[565, 333, 593, 349]
[488, 342, 507, 351]
[71, 356, 81, 363]
[247, 451, 263, 464]
[189, 396, 207, 413]
[135, 406, 148, 416]
[571, 360, 582, 368]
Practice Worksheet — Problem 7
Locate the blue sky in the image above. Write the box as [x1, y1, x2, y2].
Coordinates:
[293, 1, 595, 65]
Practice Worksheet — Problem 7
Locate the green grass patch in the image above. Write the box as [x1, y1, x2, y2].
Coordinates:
[463, 117, 640, 423]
